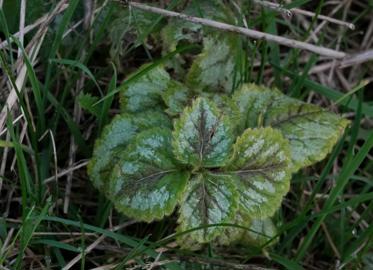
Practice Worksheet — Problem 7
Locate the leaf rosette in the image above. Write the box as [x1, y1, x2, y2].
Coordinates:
[88, 13, 348, 247]
[88, 74, 348, 248]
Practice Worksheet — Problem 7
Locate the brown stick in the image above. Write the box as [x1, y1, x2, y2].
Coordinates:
[126, 1, 347, 59]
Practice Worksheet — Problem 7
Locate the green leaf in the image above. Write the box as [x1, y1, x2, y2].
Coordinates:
[270, 253, 305, 270]
[175, 227, 204, 251]
[227, 127, 292, 219]
[161, 20, 202, 53]
[87, 112, 171, 190]
[215, 214, 277, 247]
[160, 0, 234, 54]
[245, 218, 277, 246]
[177, 173, 238, 244]
[78, 93, 101, 117]
[108, 7, 161, 58]
[162, 82, 239, 119]
[232, 84, 275, 129]
[233, 84, 349, 172]
[108, 128, 189, 222]
[119, 64, 170, 113]
[181, 0, 236, 24]
[162, 80, 192, 116]
[33, 239, 81, 253]
[204, 93, 242, 134]
[211, 212, 247, 246]
[159, 1, 234, 77]
[172, 97, 234, 168]
[186, 35, 242, 94]
[51, 58, 102, 94]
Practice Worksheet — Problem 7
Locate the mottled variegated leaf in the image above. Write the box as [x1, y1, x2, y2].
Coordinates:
[232, 84, 274, 130]
[186, 35, 241, 94]
[160, 1, 236, 78]
[177, 173, 238, 243]
[215, 213, 277, 247]
[227, 127, 292, 219]
[233, 84, 349, 171]
[172, 97, 234, 167]
[162, 83, 240, 120]
[212, 212, 248, 245]
[108, 128, 189, 222]
[245, 218, 277, 246]
[175, 226, 203, 251]
[161, 0, 234, 53]
[205, 93, 241, 134]
[162, 80, 192, 116]
[107, 8, 159, 59]
[161, 20, 202, 53]
[87, 112, 171, 190]
[119, 65, 170, 113]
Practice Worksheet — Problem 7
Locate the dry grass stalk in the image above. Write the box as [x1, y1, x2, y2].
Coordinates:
[0, 0, 69, 132]
[63, 77, 85, 214]
[62, 221, 137, 270]
[254, 0, 355, 29]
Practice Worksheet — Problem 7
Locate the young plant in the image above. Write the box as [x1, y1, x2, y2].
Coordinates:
[87, 2, 348, 249]
[88, 64, 348, 248]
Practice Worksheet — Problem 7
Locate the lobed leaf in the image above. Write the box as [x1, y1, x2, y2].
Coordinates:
[87, 112, 171, 190]
[186, 35, 241, 94]
[212, 212, 248, 246]
[205, 93, 242, 134]
[233, 84, 349, 172]
[105, 6, 161, 59]
[245, 218, 277, 247]
[177, 173, 238, 244]
[226, 127, 292, 219]
[160, 0, 234, 54]
[108, 128, 189, 222]
[161, 20, 202, 53]
[162, 80, 192, 116]
[119, 64, 170, 113]
[172, 97, 234, 168]
[215, 213, 278, 247]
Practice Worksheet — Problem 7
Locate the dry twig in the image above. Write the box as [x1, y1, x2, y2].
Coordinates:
[340, 50, 373, 68]
[254, 0, 355, 29]
[43, 160, 89, 184]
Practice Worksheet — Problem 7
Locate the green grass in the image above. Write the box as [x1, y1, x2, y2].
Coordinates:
[0, 0, 372, 269]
